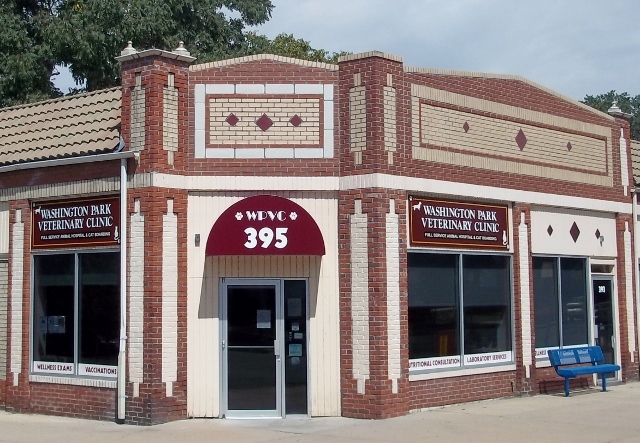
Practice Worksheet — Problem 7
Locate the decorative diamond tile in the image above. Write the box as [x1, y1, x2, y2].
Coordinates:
[225, 113, 239, 126]
[567, 142, 572, 151]
[570, 222, 580, 243]
[290, 114, 303, 127]
[515, 129, 527, 150]
[547, 225, 554, 236]
[463, 122, 470, 133]
[256, 114, 273, 131]
[595, 229, 601, 239]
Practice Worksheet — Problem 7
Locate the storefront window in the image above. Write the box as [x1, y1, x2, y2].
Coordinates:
[408, 253, 459, 360]
[32, 252, 120, 377]
[79, 253, 120, 367]
[463, 255, 511, 355]
[33, 254, 75, 365]
[408, 252, 512, 372]
[533, 256, 588, 357]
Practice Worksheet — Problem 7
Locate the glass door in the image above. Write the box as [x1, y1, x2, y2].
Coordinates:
[592, 277, 617, 379]
[222, 280, 282, 417]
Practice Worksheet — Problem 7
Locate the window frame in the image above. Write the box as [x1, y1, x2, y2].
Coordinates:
[408, 250, 515, 374]
[30, 248, 120, 379]
[532, 255, 591, 360]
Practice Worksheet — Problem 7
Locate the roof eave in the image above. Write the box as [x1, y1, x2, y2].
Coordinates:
[0, 150, 135, 174]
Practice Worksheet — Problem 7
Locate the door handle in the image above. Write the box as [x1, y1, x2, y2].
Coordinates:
[222, 340, 226, 350]
[274, 340, 280, 357]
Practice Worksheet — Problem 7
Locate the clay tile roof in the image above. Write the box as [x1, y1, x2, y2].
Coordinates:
[632, 141, 640, 186]
[0, 88, 122, 166]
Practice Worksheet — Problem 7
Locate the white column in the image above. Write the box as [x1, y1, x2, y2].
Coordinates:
[518, 211, 533, 378]
[10, 209, 24, 386]
[350, 200, 369, 394]
[624, 222, 635, 361]
[129, 199, 145, 397]
[386, 199, 401, 393]
[162, 199, 178, 396]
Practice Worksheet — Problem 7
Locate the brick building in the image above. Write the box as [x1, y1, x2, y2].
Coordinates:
[0, 44, 637, 424]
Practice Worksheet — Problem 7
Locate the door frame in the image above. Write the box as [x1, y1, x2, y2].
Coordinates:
[220, 278, 284, 418]
[220, 277, 311, 418]
[590, 274, 621, 382]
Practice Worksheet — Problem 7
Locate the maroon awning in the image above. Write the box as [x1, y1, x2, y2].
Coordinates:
[205, 195, 325, 256]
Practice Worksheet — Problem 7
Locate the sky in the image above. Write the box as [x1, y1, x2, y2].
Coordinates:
[55, 0, 640, 101]
[252, 0, 640, 101]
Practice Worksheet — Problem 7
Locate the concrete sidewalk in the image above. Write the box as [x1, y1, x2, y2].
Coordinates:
[2, 382, 640, 443]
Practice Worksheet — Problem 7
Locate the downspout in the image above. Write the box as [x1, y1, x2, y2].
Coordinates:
[117, 157, 128, 423]
[632, 188, 640, 364]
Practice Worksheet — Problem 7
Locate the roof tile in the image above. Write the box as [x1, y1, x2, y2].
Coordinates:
[0, 88, 122, 166]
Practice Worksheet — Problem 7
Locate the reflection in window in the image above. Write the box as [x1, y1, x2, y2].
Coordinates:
[32, 252, 120, 376]
[408, 252, 513, 366]
[79, 253, 120, 366]
[532, 256, 588, 350]
[463, 255, 511, 355]
[532, 257, 560, 348]
[408, 254, 459, 359]
[33, 254, 75, 363]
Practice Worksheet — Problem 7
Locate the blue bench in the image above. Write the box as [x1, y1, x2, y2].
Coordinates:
[547, 346, 620, 397]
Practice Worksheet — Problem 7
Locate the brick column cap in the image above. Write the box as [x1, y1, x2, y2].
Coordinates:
[115, 41, 196, 64]
[339, 51, 404, 64]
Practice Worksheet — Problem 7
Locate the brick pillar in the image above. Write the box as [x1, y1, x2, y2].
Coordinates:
[117, 43, 194, 175]
[616, 213, 639, 382]
[117, 44, 194, 424]
[338, 52, 409, 418]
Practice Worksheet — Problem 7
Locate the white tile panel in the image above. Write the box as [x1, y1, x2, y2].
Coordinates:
[324, 102, 334, 131]
[323, 84, 334, 101]
[194, 102, 205, 131]
[295, 84, 324, 94]
[194, 84, 206, 104]
[234, 148, 264, 159]
[235, 84, 265, 94]
[265, 148, 294, 159]
[323, 130, 334, 158]
[266, 84, 295, 94]
[295, 148, 324, 158]
[195, 129, 206, 158]
[205, 148, 234, 159]
[206, 84, 234, 95]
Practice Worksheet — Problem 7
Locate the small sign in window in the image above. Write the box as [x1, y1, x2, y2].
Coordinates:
[256, 310, 271, 329]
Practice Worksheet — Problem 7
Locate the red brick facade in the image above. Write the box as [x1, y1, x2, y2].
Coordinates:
[1, 48, 637, 424]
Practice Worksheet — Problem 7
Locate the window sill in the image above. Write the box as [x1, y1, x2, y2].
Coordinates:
[409, 364, 516, 381]
[29, 374, 117, 389]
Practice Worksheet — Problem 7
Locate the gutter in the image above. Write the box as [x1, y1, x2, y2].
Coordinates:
[117, 158, 128, 423]
[0, 151, 135, 174]
[633, 188, 640, 364]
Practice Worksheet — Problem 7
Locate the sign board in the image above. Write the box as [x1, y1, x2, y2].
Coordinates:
[205, 195, 325, 256]
[32, 196, 120, 249]
[409, 196, 509, 250]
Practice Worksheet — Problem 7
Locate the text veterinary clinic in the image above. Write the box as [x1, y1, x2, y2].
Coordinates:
[420, 204, 500, 233]
[37, 203, 114, 231]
